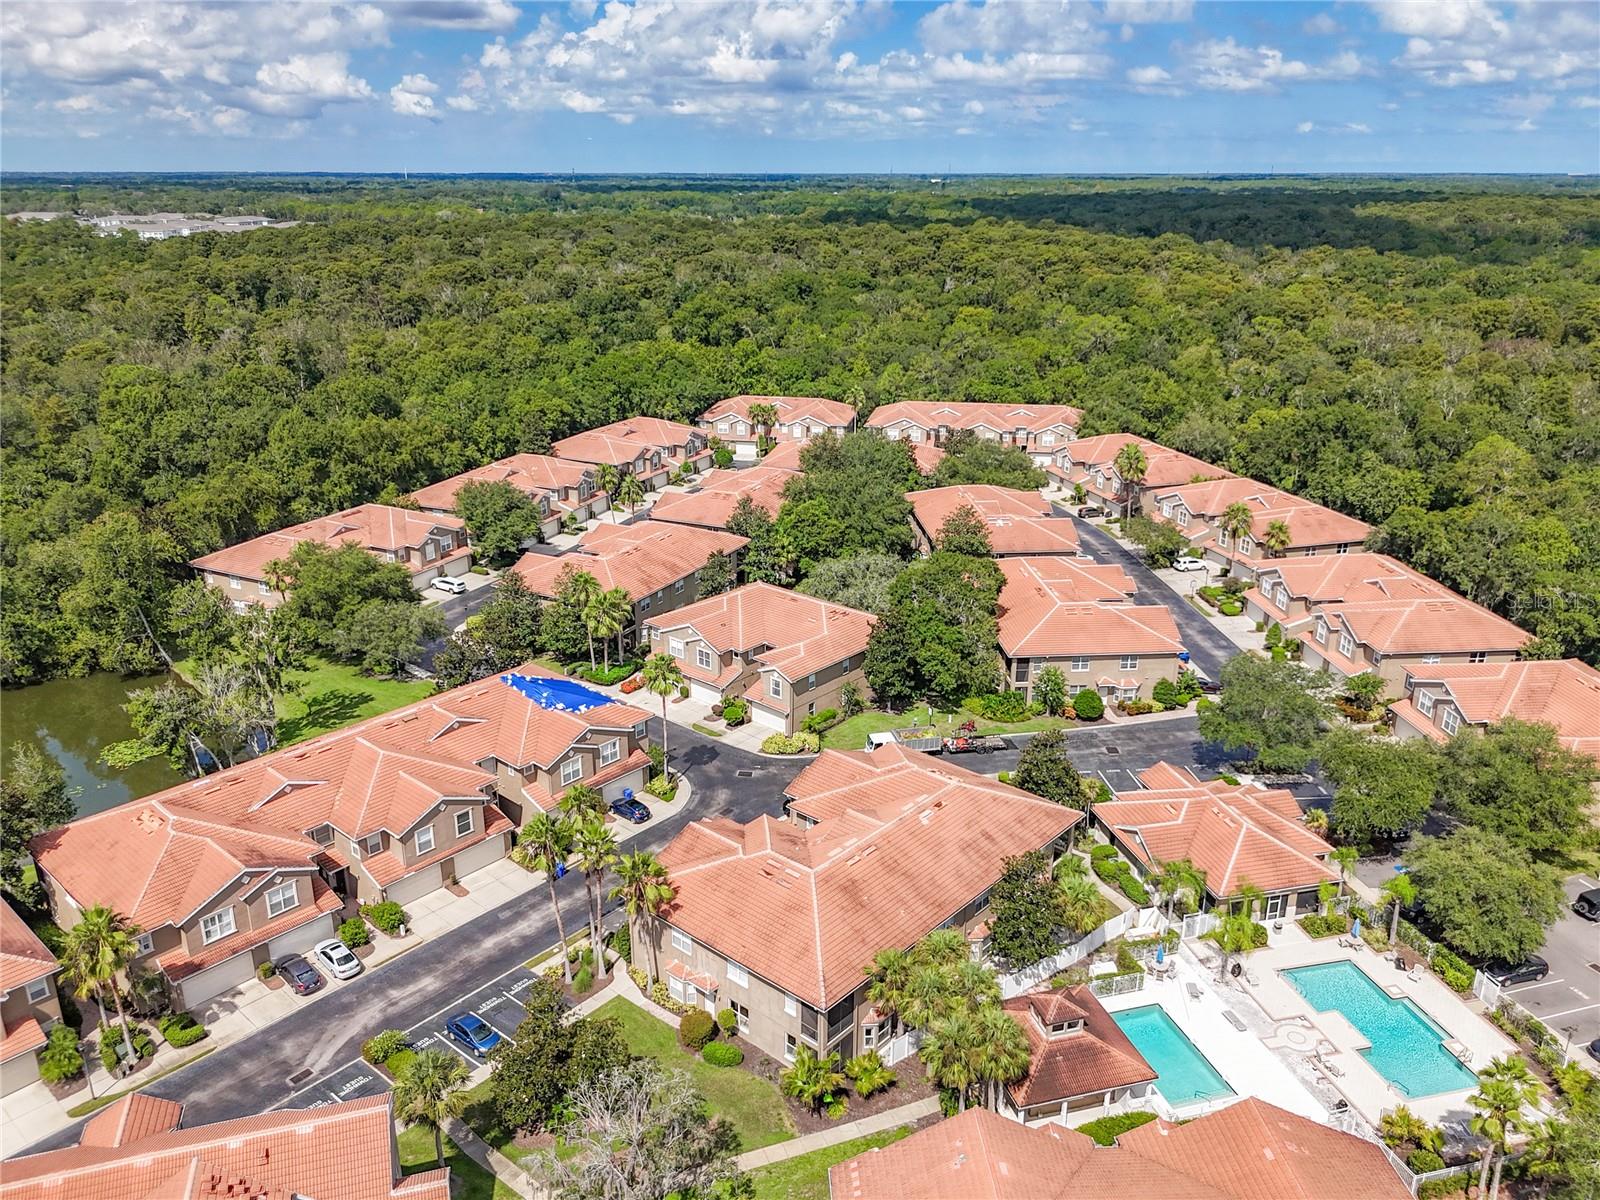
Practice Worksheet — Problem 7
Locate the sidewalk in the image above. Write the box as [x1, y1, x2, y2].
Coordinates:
[732, 1096, 940, 1171]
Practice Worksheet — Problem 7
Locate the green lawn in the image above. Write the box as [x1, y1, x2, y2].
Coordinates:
[590, 996, 795, 1151]
[277, 656, 434, 744]
[749, 1127, 915, 1200]
[822, 708, 1074, 751]
[397, 1122, 518, 1200]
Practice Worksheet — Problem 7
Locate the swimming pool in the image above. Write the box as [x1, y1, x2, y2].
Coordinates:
[1283, 961, 1478, 1097]
[1111, 1004, 1235, 1106]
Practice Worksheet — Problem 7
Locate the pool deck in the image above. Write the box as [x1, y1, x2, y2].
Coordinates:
[1229, 925, 1517, 1128]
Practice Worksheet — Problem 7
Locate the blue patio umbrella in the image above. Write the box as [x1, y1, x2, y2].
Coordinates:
[1156, 943, 1165, 964]
[1351, 916, 1361, 938]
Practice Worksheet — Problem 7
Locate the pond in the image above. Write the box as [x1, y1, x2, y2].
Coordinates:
[1, 671, 186, 818]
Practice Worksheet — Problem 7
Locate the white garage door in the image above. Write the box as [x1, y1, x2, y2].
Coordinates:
[689, 680, 725, 706]
[1, 1051, 42, 1096]
[384, 864, 443, 909]
[179, 953, 256, 1009]
[450, 834, 508, 883]
[268, 914, 336, 961]
[750, 702, 787, 733]
[600, 766, 649, 803]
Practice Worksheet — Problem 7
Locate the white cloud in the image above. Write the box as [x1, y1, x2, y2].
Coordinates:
[1295, 119, 1373, 134]
[1296, 119, 1314, 133]
[1125, 63, 1175, 91]
[52, 92, 107, 113]
[1302, 12, 1340, 35]
[1176, 37, 1366, 92]
[246, 52, 374, 116]
[384, 1, 519, 31]
[1369, 0, 1599, 86]
[445, 93, 481, 111]
[390, 71, 440, 118]
[1102, 0, 1192, 23]
[1573, 94, 1600, 109]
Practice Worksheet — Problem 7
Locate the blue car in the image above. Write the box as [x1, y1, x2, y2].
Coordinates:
[446, 1012, 503, 1057]
[610, 796, 651, 824]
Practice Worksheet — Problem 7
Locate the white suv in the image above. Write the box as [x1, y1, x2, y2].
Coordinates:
[1170, 556, 1208, 572]
[431, 576, 468, 595]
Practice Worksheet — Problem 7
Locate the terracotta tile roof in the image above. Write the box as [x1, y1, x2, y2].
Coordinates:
[1399, 659, 1600, 762]
[1003, 986, 1157, 1107]
[699, 394, 857, 430]
[829, 1099, 1408, 1200]
[649, 466, 798, 530]
[867, 401, 1083, 437]
[410, 453, 593, 513]
[552, 417, 709, 469]
[996, 574, 1183, 660]
[512, 521, 746, 603]
[907, 442, 946, 474]
[1150, 479, 1370, 556]
[189, 504, 467, 583]
[907, 485, 1080, 556]
[1060, 434, 1232, 493]
[1, 898, 57, 993]
[518, 746, 652, 812]
[0, 1017, 46, 1065]
[157, 877, 341, 981]
[361, 805, 514, 886]
[0, 1093, 449, 1200]
[1094, 764, 1336, 897]
[659, 745, 1080, 1009]
[80, 1095, 185, 1148]
[1246, 553, 1450, 621]
[645, 583, 874, 682]
[1314, 597, 1531, 658]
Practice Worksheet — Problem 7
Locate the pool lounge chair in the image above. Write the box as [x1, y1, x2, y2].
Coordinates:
[1223, 1010, 1247, 1031]
[1186, 981, 1202, 1001]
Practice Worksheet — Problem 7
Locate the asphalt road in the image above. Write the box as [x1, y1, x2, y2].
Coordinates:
[1495, 873, 1600, 1060]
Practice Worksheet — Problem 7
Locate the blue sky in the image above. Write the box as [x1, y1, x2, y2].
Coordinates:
[3, 1, 1596, 174]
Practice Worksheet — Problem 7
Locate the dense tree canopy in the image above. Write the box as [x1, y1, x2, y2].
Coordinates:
[3, 176, 1597, 683]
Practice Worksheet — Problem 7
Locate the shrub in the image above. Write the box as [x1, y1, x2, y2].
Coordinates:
[1089, 850, 1150, 905]
[646, 772, 678, 800]
[628, 966, 649, 991]
[39, 1026, 85, 1084]
[574, 661, 642, 686]
[1430, 947, 1474, 994]
[1076, 1111, 1158, 1146]
[98, 1026, 155, 1072]
[1072, 689, 1104, 720]
[573, 965, 594, 993]
[716, 1008, 739, 1035]
[157, 1013, 208, 1048]
[761, 732, 821, 754]
[338, 917, 371, 949]
[360, 901, 408, 934]
[650, 980, 691, 1015]
[702, 1042, 744, 1067]
[257, 961, 275, 981]
[1407, 1149, 1446, 1174]
[800, 708, 840, 734]
[965, 691, 1029, 722]
[362, 1029, 409, 1064]
[720, 698, 747, 725]
[610, 923, 631, 964]
[845, 1051, 897, 1097]
[1152, 678, 1181, 709]
[1297, 913, 1350, 939]
[823, 1093, 849, 1120]
[1418, 1173, 1474, 1200]
[678, 684, 690, 699]
[678, 1010, 716, 1050]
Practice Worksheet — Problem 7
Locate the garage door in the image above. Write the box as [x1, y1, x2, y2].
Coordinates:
[268, 914, 336, 961]
[1, 1051, 41, 1096]
[750, 702, 787, 733]
[600, 766, 648, 803]
[384, 864, 443, 908]
[178, 952, 256, 1009]
[450, 834, 509, 884]
[689, 680, 725, 706]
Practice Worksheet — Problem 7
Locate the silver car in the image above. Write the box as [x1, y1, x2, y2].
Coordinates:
[312, 938, 363, 981]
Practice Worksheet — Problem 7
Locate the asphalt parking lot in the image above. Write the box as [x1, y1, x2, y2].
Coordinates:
[1498, 873, 1600, 1061]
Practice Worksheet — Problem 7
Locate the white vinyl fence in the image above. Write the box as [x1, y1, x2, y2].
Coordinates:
[997, 907, 1164, 999]
[1471, 969, 1502, 1007]
[1180, 911, 1220, 941]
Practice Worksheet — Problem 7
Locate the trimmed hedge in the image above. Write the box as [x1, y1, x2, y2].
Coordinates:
[761, 731, 820, 754]
[716, 1008, 738, 1034]
[1431, 946, 1474, 994]
[1090, 852, 1150, 905]
[97, 1026, 155, 1072]
[362, 1029, 409, 1064]
[157, 1013, 208, 1048]
[702, 1042, 744, 1067]
[1072, 689, 1104, 721]
[1297, 913, 1350, 939]
[360, 901, 408, 935]
[338, 917, 371, 949]
[678, 1009, 716, 1050]
[1076, 1111, 1158, 1146]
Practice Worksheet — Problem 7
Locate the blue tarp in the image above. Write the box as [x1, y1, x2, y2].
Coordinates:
[501, 673, 614, 713]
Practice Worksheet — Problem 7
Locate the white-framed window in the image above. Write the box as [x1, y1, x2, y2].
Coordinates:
[439, 535, 454, 552]
[1014, 659, 1031, 683]
[696, 646, 713, 670]
[200, 908, 236, 945]
[640, 597, 651, 612]
[769, 674, 783, 699]
[229, 576, 241, 589]
[455, 809, 474, 837]
[1217, 530, 1229, 548]
[1416, 691, 1435, 716]
[1338, 632, 1355, 658]
[136, 932, 155, 956]
[1178, 510, 1190, 528]
[674, 579, 685, 593]
[1277, 586, 1290, 607]
[668, 974, 689, 1003]
[717, 421, 730, 433]
[784, 996, 799, 1018]
[1468, 651, 1488, 664]
[726, 960, 749, 987]
[415, 825, 435, 856]
[560, 757, 583, 787]
[1042, 433, 1056, 446]
[840, 656, 851, 672]
[265, 881, 299, 919]
[1240, 538, 1255, 557]
[784, 1034, 797, 1062]
[26, 978, 50, 1003]
[1315, 621, 1328, 646]
[1069, 656, 1089, 673]
[258, 580, 271, 595]
[731, 1000, 750, 1033]
[1422, 654, 1440, 665]
[671, 929, 692, 954]
[600, 738, 621, 766]
[806, 673, 816, 691]
[862, 1021, 878, 1048]
[1161, 502, 1173, 518]
[1441, 708, 1460, 735]
[1120, 655, 1138, 671]
[362, 832, 383, 856]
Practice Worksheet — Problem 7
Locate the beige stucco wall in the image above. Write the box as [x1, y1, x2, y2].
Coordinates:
[1003, 652, 1183, 703]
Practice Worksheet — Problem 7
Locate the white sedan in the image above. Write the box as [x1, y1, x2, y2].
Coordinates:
[1169, 556, 1209, 572]
[312, 938, 364, 981]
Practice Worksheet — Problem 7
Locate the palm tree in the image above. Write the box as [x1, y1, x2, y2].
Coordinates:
[573, 818, 619, 979]
[568, 570, 602, 668]
[1470, 1058, 1539, 1200]
[558, 782, 606, 823]
[950, 960, 1001, 1010]
[1302, 806, 1330, 835]
[1378, 1104, 1443, 1156]
[1055, 872, 1106, 935]
[1153, 858, 1206, 921]
[1330, 847, 1358, 901]
[921, 1011, 980, 1111]
[1113, 441, 1148, 515]
[1382, 873, 1417, 945]
[641, 653, 684, 776]
[511, 813, 576, 984]
[594, 464, 621, 522]
[59, 906, 141, 1064]
[582, 587, 630, 669]
[1220, 501, 1254, 551]
[864, 947, 913, 1037]
[1235, 879, 1266, 920]
[901, 963, 957, 1032]
[1263, 518, 1293, 557]
[780, 1045, 846, 1115]
[1214, 911, 1259, 983]
[916, 928, 969, 969]
[974, 1005, 1031, 1111]
[610, 851, 674, 986]
[748, 401, 779, 450]
[617, 472, 645, 517]
[392, 1048, 471, 1168]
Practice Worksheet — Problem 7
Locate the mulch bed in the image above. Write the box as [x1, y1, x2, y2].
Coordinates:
[734, 1037, 938, 1137]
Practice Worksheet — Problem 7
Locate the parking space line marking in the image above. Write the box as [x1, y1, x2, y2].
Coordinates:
[1507, 978, 1565, 991]
[435, 1029, 479, 1065]
[1533, 1002, 1600, 1021]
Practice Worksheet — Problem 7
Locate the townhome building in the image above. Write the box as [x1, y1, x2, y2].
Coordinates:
[30, 667, 650, 1009]
[643, 583, 874, 734]
[1093, 763, 1338, 922]
[1148, 478, 1371, 578]
[907, 484, 1082, 557]
[697, 394, 856, 460]
[190, 504, 470, 610]
[1244, 552, 1450, 635]
[512, 521, 747, 645]
[0, 1092, 449, 1200]
[1049, 432, 1231, 516]
[867, 401, 1083, 461]
[1390, 658, 1600, 763]
[649, 464, 798, 531]
[1298, 595, 1532, 693]
[756, 437, 942, 476]
[647, 744, 1081, 1067]
[999, 987, 1158, 1127]
[1, 900, 63, 1098]
[411, 453, 607, 537]
[552, 416, 712, 488]
[996, 557, 1182, 704]
[829, 1098, 1408, 1200]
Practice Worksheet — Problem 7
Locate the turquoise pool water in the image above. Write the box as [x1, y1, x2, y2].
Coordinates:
[1111, 1004, 1235, 1106]
[1283, 961, 1478, 1097]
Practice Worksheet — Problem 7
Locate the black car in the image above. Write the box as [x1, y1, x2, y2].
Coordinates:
[276, 954, 325, 995]
[1481, 955, 1550, 987]
[1587, 1038, 1600, 1065]
[1572, 887, 1600, 922]
[610, 795, 651, 824]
